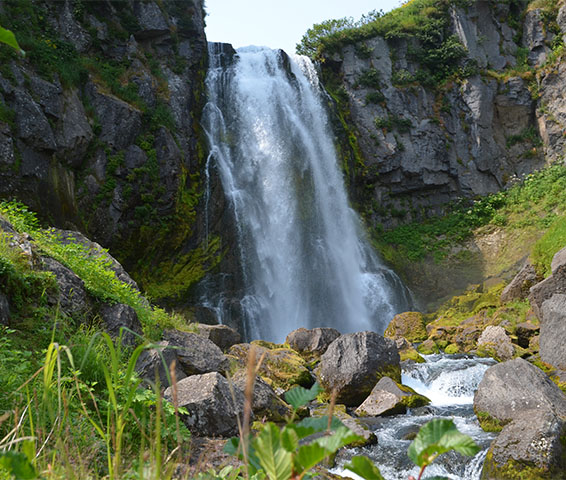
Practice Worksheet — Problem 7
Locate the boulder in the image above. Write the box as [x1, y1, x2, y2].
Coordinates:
[474, 358, 566, 428]
[41, 256, 91, 318]
[515, 322, 539, 348]
[355, 376, 430, 417]
[317, 331, 400, 407]
[528, 247, 566, 319]
[482, 410, 566, 480]
[98, 303, 143, 346]
[163, 372, 244, 437]
[285, 327, 341, 358]
[385, 311, 427, 343]
[232, 371, 292, 422]
[551, 247, 566, 275]
[54, 230, 140, 290]
[163, 329, 229, 376]
[540, 294, 566, 370]
[500, 262, 540, 303]
[477, 325, 514, 361]
[135, 341, 186, 388]
[228, 343, 313, 391]
[196, 323, 241, 352]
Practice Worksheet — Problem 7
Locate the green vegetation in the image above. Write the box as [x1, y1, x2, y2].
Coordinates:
[374, 115, 412, 134]
[298, 0, 472, 86]
[0, 201, 187, 336]
[375, 163, 566, 264]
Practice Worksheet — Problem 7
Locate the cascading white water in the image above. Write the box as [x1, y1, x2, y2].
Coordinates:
[203, 44, 410, 342]
[335, 355, 497, 480]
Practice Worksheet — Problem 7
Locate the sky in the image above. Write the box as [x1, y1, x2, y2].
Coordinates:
[204, 0, 402, 55]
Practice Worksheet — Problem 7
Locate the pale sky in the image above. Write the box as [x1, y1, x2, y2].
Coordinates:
[204, 0, 402, 55]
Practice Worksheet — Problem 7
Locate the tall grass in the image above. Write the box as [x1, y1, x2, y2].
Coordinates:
[0, 333, 191, 480]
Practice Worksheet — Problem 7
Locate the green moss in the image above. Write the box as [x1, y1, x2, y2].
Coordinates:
[385, 311, 428, 342]
[399, 346, 426, 363]
[444, 343, 459, 354]
[475, 410, 505, 433]
[481, 449, 564, 480]
[418, 339, 439, 355]
[141, 235, 222, 301]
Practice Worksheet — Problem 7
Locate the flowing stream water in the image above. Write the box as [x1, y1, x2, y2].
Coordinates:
[203, 44, 410, 342]
[335, 355, 496, 480]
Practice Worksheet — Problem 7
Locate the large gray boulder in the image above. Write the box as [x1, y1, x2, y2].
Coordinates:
[482, 410, 566, 480]
[541, 294, 566, 370]
[41, 256, 91, 318]
[500, 262, 540, 303]
[163, 329, 229, 376]
[196, 323, 241, 352]
[474, 358, 566, 426]
[529, 247, 566, 319]
[477, 325, 514, 361]
[163, 372, 244, 437]
[317, 331, 400, 407]
[98, 303, 143, 346]
[355, 376, 429, 417]
[285, 327, 341, 358]
[136, 341, 186, 388]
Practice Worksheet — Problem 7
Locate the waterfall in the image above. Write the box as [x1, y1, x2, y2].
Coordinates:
[203, 43, 410, 342]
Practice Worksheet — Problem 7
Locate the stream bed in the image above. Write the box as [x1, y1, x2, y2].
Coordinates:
[335, 354, 497, 480]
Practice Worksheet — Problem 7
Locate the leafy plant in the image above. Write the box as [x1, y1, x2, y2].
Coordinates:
[225, 383, 363, 480]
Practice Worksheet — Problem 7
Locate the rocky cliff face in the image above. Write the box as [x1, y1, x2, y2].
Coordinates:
[321, 0, 565, 227]
[0, 0, 235, 308]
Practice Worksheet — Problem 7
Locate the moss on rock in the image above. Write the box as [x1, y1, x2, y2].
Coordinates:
[385, 311, 427, 343]
[228, 343, 313, 391]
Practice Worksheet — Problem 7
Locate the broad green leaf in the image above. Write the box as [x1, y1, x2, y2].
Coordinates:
[254, 423, 293, 480]
[292, 416, 344, 439]
[295, 443, 330, 474]
[314, 426, 362, 453]
[0, 26, 23, 54]
[295, 427, 363, 474]
[408, 419, 480, 468]
[224, 436, 261, 474]
[344, 456, 385, 480]
[281, 426, 299, 452]
[284, 382, 322, 409]
[0, 451, 38, 480]
[223, 437, 240, 456]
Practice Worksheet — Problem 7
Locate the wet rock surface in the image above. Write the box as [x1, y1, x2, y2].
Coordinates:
[317, 331, 400, 407]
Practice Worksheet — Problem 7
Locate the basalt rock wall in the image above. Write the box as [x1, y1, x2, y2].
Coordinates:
[0, 0, 237, 309]
[321, 0, 566, 228]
